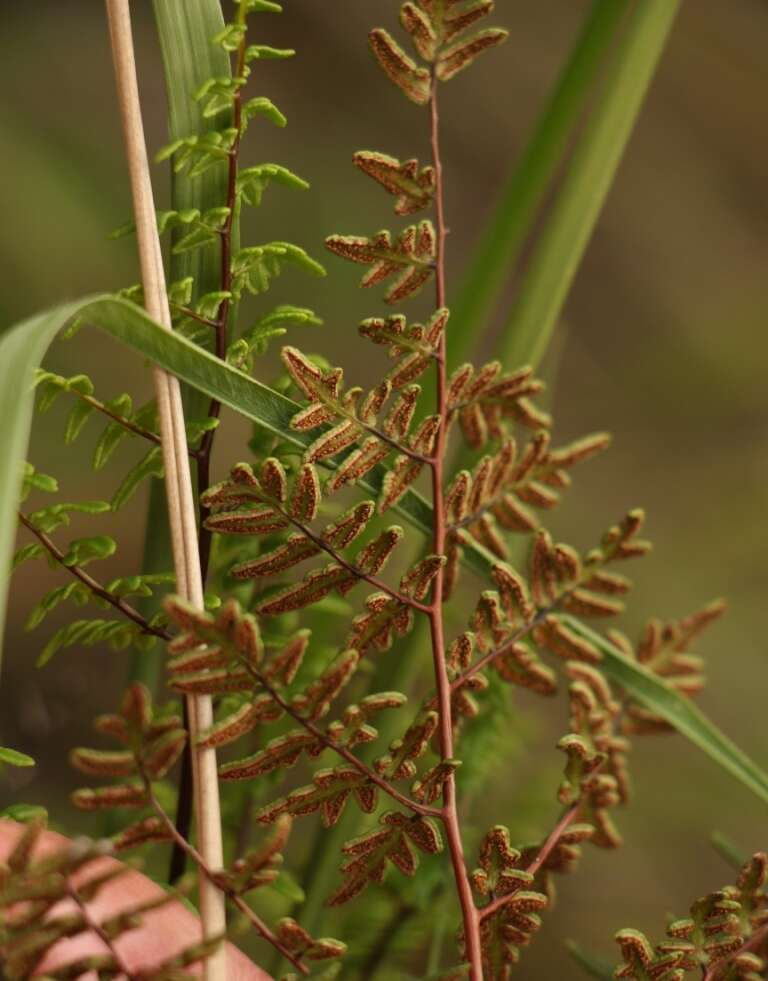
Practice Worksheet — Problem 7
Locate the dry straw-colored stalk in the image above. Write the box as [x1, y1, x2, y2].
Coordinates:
[104, 2, 227, 977]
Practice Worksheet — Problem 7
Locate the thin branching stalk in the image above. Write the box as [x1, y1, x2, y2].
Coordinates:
[46, 385, 195, 454]
[263, 504, 433, 614]
[237, 658, 440, 819]
[448, 611, 551, 694]
[104, 3, 226, 977]
[142, 778, 310, 976]
[478, 802, 582, 922]
[17, 511, 170, 642]
[425, 69, 483, 978]
[66, 881, 135, 978]
[701, 925, 768, 981]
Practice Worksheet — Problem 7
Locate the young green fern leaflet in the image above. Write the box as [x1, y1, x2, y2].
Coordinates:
[144, 0, 325, 882]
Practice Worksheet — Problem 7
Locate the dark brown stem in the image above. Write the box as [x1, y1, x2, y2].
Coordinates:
[425, 69, 483, 980]
[18, 512, 170, 642]
[240, 659, 439, 819]
[168, 699, 194, 884]
[478, 803, 581, 922]
[144, 779, 310, 975]
[195, 23, 246, 583]
[171, 9, 248, 882]
[362, 423, 434, 466]
[69, 389, 165, 447]
[56, 384, 201, 459]
[171, 304, 219, 330]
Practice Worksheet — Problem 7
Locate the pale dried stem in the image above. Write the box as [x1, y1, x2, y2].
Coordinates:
[104, 3, 226, 977]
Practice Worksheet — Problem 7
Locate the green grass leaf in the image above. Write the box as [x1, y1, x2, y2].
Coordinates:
[501, 0, 682, 371]
[151, 0, 230, 321]
[566, 940, 615, 980]
[448, 0, 632, 372]
[563, 616, 768, 806]
[1, 293, 767, 815]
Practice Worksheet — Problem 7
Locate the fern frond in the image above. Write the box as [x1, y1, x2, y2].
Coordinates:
[614, 599, 726, 735]
[471, 825, 548, 975]
[359, 307, 447, 387]
[0, 820, 184, 979]
[325, 222, 436, 303]
[353, 151, 436, 215]
[236, 162, 308, 206]
[395, 0, 509, 83]
[446, 360, 550, 450]
[368, 28, 431, 105]
[443, 432, 610, 589]
[328, 812, 443, 905]
[230, 242, 325, 299]
[613, 852, 768, 979]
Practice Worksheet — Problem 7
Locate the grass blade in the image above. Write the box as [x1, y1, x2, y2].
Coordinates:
[448, 0, 631, 370]
[502, 0, 681, 371]
[2, 294, 766, 812]
[566, 940, 615, 980]
[152, 0, 230, 330]
[564, 616, 768, 806]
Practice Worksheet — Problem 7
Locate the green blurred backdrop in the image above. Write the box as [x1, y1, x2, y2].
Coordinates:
[1, 1, 767, 976]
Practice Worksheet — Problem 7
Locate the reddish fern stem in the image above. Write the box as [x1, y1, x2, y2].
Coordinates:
[51, 385, 184, 453]
[143, 778, 310, 975]
[478, 803, 582, 922]
[66, 881, 135, 977]
[426, 70, 484, 980]
[701, 923, 768, 981]
[449, 608, 551, 694]
[357, 421, 434, 465]
[449, 539, 631, 696]
[268, 504, 433, 615]
[171, 304, 219, 330]
[239, 659, 440, 819]
[300, 393, 434, 465]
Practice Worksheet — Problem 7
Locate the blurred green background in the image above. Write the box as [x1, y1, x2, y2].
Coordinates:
[1, 0, 767, 977]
